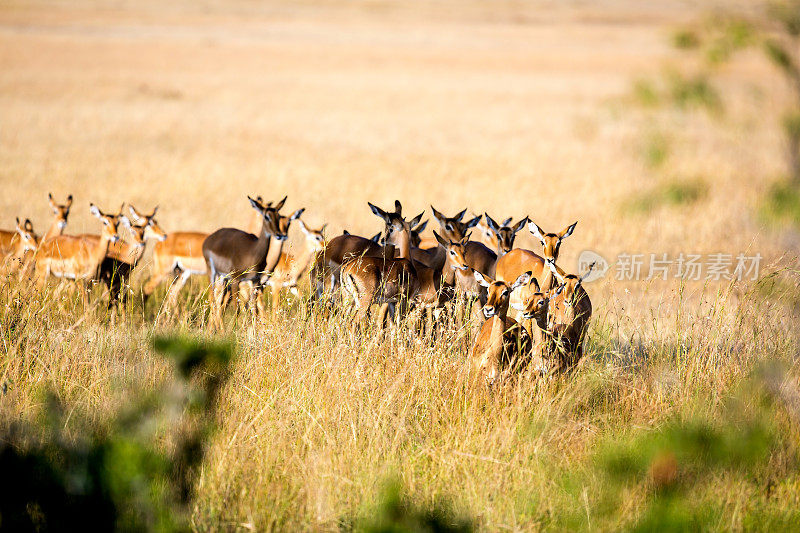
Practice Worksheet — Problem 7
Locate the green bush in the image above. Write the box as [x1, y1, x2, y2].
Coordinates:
[0, 335, 233, 532]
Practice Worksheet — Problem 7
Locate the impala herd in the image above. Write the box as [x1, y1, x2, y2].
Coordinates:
[1, 193, 595, 385]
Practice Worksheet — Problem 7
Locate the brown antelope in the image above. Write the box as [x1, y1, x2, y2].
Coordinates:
[473, 213, 509, 251]
[433, 231, 490, 304]
[34, 204, 121, 296]
[494, 220, 578, 317]
[263, 218, 326, 314]
[44, 193, 73, 241]
[423, 206, 490, 273]
[140, 207, 209, 308]
[340, 202, 420, 332]
[543, 262, 594, 375]
[509, 278, 555, 375]
[203, 196, 302, 329]
[0, 218, 39, 273]
[95, 205, 167, 308]
[483, 214, 528, 256]
[470, 270, 532, 386]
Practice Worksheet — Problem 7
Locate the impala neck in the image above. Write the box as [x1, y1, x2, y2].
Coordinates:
[91, 233, 114, 274]
[44, 221, 63, 241]
[265, 235, 285, 273]
[252, 216, 273, 266]
[489, 316, 505, 355]
[290, 240, 319, 283]
[394, 226, 411, 260]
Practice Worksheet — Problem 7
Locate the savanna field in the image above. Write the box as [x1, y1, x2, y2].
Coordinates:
[1, 0, 800, 530]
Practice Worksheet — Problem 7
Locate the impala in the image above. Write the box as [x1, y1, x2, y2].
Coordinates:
[95, 205, 167, 309]
[0, 218, 38, 273]
[340, 201, 419, 332]
[203, 196, 302, 329]
[44, 193, 73, 241]
[494, 220, 578, 318]
[510, 278, 555, 375]
[470, 270, 532, 386]
[424, 206, 490, 274]
[34, 204, 121, 296]
[473, 213, 510, 251]
[432, 231, 490, 304]
[140, 214, 209, 310]
[483, 214, 528, 256]
[544, 262, 594, 375]
[263, 218, 326, 314]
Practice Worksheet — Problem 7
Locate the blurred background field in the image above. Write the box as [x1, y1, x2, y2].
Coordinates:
[2, 1, 800, 530]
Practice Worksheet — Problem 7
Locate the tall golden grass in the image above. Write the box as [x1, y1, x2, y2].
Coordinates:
[2, 0, 800, 530]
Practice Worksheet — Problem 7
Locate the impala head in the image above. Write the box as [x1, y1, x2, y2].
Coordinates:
[433, 231, 470, 271]
[48, 193, 73, 231]
[485, 214, 528, 255]
[248, 195, 301, 242]
[297, 219, 327, 253]
[528, 220, 578, 266]
[473, 270, 532, 320]
[431, 206, 481, 242]
[118, 215, 147, 250]
[89, 204, 121, 243]
[510, 278, 551, 320]
[548, 261, 594, 309]
[14, 217, 39, 252]
[127, 204, 168, 242]
[368, 200, 422, 243]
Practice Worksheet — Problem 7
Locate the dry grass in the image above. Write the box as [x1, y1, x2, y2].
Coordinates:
[1, 0, 800, 530]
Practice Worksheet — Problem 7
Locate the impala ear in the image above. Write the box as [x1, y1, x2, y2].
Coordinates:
[247, 196, 263, 210]
[89, 203, 102, 218]
[513, 217, 528, 233]
[559, 221, 578, 240]
[296, 218, 309, 234]
[473, 270, 492, 288]
[430, 205, 446, 222]
[370, 232, 382, 243]
[274, 196, 287, 211]
[127, 205, 146, 224]
[409, 211, 424, 228]
[433, 230, 448, 247]
[501, 216, 513, 227]
[413, 219, 428, 233]
[464, 215, 481, 229]
[528, 220, 546, 244]
[119, 215, 132, 228]
[25, 219, 34, 233]
[484, 213, 500, 233]
[548, 262, 566, 283]
[150, 205, 158, 218]
[461, 233, 471, 245]
[394, 200, 402, 214]
[368, 202, 389, 221]
[454, 207, 467, 221]
[66, 194, 73, 206]
[321, 223, 328, 231]
[578, 261, 596, 285]
[511, 271, 532, 290]
[529, 277, 541, 292]
[555, 282, 567, 297]
[290, 208, 305, 221]
[342, 229, 351, 235]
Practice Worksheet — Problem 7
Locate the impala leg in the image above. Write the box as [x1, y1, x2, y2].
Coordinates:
[210, 277, 227, 331]
[164, 269, 192, 311]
